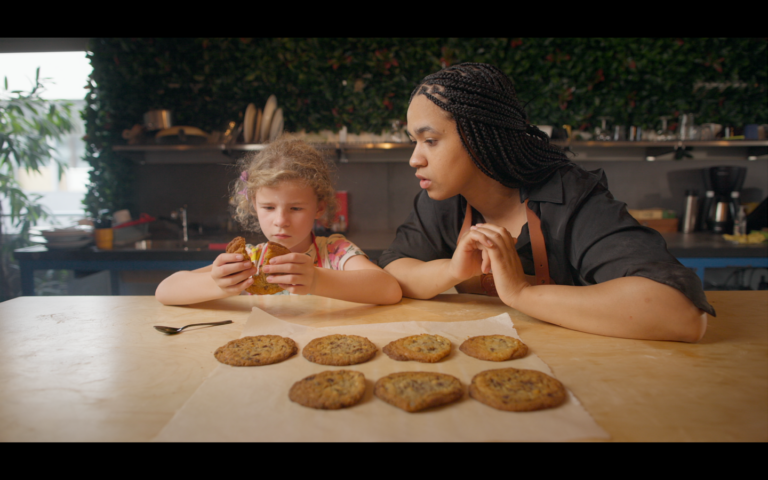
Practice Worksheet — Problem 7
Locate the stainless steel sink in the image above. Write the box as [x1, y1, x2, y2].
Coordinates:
[129, 239, 227, 251]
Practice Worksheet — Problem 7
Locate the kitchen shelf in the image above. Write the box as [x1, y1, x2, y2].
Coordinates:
[112, 142, 409, 153]
[114, 140, 768, 164]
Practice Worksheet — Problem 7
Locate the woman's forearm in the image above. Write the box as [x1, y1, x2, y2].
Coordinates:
[155, 270, 230, 306]
[313, 268, 402, 305]
[508, 276, 707, 342]
[383, 258, 461, 299]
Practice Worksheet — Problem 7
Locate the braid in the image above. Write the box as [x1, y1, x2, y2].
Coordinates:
[411, 63, 571, 189]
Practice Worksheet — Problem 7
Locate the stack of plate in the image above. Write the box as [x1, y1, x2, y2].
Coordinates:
[37, 225, 94, 249]
[243, 95, 284, 144]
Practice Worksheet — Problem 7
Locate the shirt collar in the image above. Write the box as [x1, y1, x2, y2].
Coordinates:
[520, 168, 564, 205]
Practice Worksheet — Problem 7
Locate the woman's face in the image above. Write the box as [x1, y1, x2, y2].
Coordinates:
[253, 179, 325, 253]
[406, 94, 477, 201]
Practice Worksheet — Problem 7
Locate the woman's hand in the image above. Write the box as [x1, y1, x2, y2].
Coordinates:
[210, 253, 257, 296]
[469, 223, 531, 306]
[262, 253, 317, 295]
[448, 227, 487, 283]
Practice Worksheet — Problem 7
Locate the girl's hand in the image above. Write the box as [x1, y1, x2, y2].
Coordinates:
[262, 253, 317, 295]
[210, 253, 257, 296]
[469, 223, 531, 307]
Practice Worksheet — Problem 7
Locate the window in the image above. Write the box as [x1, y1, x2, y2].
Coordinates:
[0, 51, 92, 228]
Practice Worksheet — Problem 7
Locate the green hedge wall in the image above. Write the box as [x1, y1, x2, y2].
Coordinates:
[82, 38, 767, 216]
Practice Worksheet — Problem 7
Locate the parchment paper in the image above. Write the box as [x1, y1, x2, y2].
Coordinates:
[154, 308, 610, 442]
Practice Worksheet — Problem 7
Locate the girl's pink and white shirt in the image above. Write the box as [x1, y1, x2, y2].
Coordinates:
[306, 233, 367, 270]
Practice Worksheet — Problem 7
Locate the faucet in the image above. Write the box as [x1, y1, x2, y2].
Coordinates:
[170, 205, 188, 245]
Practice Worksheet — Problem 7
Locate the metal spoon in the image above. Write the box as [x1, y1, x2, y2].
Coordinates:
[154, 320, 233, 334]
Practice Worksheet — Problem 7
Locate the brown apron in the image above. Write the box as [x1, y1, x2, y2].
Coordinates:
[459, 199, 553, 297]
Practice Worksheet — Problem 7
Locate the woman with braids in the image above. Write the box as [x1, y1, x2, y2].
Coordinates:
[379, 63, 713, 342]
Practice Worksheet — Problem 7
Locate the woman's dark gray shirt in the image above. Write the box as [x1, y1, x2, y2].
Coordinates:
[378, 164, 715, 316]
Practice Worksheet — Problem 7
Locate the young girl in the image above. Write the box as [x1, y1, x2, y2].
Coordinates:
[155, 138, 402, 306]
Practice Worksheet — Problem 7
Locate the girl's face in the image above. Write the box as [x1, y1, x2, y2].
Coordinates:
[254, 179, 325, 253]
[406, 94, 477, 201]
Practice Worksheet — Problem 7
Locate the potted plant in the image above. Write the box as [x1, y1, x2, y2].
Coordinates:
[1, 68, 75, 301]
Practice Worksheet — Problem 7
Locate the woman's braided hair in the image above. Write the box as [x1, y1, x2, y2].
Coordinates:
[410, 62, 571, 188]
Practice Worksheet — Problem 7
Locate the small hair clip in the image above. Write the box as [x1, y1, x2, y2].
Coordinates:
[238, 171, 249, 199]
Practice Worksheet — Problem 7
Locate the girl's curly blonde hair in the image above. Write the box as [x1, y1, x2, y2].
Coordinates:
[231, 137, 338, 233]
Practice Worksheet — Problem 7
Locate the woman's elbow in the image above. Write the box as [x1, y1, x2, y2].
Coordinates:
[382, 281, 403, 305]
[677, 310, 708, 343]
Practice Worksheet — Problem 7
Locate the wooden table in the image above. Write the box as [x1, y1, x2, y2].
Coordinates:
[0, 291, 765, 442]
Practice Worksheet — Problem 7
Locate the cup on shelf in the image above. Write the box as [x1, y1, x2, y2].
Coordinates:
[595, 116, 613, 141]
[679, 113, 695, 140]
[657, 116, 676, 141]
[744, 124, 759, 140]
[723, 126, 742, 139]
[94, 228, 114, 250]
[613, 125, 626, 141]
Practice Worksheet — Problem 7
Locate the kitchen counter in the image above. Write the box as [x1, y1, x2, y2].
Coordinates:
[15, 232, 766, 295]
[661, 232, 768, 284]
[13, 233, 386, 296]
[0, 291, 765, 441]
[662, 232, 768, 258]
[14, 243, 218, 295]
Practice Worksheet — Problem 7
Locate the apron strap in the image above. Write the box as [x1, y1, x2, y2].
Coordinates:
[525, 199, 553, 285]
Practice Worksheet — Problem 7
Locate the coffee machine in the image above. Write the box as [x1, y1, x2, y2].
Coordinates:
[701, 166, 747, 233]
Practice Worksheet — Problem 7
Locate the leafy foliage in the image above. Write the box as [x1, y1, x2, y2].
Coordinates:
[82, 38, 767, 215]
[1, 69, 75, 300]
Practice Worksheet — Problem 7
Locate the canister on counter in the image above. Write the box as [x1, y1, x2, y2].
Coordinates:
[683, 190, 699, 233]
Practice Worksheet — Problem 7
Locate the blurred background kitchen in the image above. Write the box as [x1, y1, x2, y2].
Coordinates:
[1, 38, 766, 300]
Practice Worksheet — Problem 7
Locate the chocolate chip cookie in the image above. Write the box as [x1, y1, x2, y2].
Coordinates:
[374, 372, 463, 412]
[469, 368, 567, 412]
[214, 335, 298, 366]
[302, 334, 378, 366]
[289, 370, 367, 410]
[459, 335, 528, 362]
[382, 334, 452, 363]
[225, 236, 291, 295]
